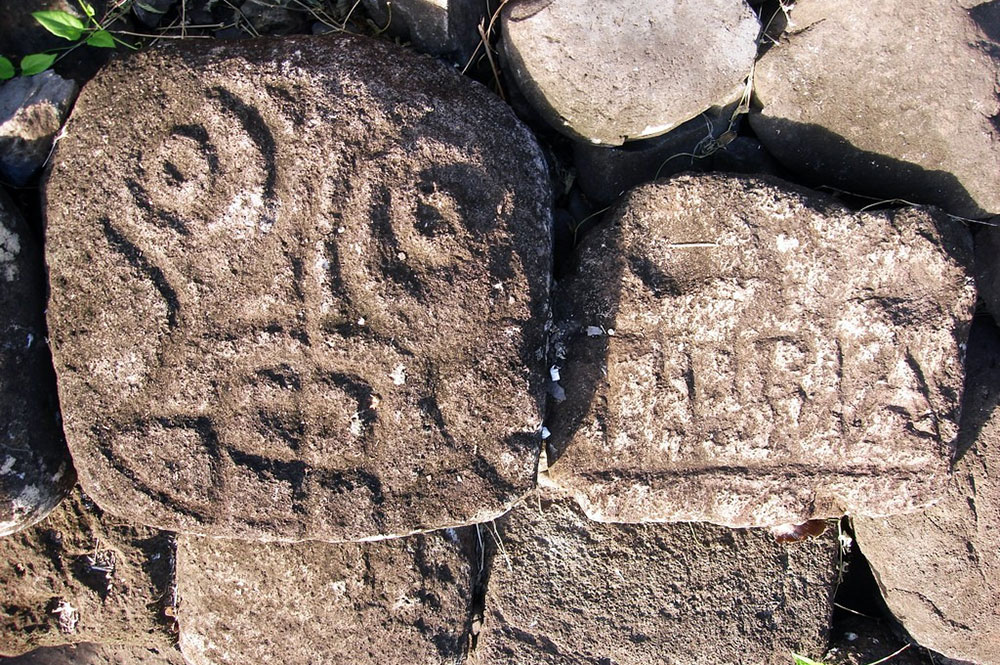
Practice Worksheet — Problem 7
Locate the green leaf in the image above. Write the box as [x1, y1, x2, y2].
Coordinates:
[0, 56, 15, 80]
[86, 29, 115, 48]
[20, 53, 58, 76]
[792, 654, 827, 665]
[32, 10, 86, 41]
[79, 0, 96, 18]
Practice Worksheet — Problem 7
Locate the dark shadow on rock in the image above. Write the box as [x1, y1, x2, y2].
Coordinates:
[969, 0, 1000, 43]
[544, 203, 624, 469]
[409, 527, 479, 661]
[951, 314, 1000, 467]
[747, 114, 991, 220]
[467, 519, 502, 656]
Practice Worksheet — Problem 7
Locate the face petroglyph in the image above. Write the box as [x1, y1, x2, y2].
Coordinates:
[44, 36, 552, 542]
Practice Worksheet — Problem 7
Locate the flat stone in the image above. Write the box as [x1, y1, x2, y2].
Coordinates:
[546, 173, 976, 528]
[1, 189, 74, 537]
[0, 487, 176, 657]
[500, 0, 759, 145]
[0, 644, 187, 665]
[750, 0, 1000, 219]
[44, 35, 552, 542]
[177, 528, 476, 665]
[0, 71, 78, 186]
[853, 316, 1000, 664]
[362, 0, 486, 62]
[475, 493, 840, 665]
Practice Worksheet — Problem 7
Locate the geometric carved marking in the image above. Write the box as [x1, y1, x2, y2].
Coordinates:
[45, 36, 553, 540]
[547, 174, 975, 528]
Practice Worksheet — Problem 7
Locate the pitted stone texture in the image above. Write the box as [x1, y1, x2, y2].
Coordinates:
[362, 0, 487, 62]
[853, 317, 1000, 664]
[546, 173, 975, 528]
[0, 487, 176, 657]
[1, 189, 74, 537]
[177, 528, 476, 665]
[0, 644, 187, 665]
[474, 494, 839, 665]
[500, 0, 759, 146]
[750, 0, 1000, 219]
[44, 36, 552, 542]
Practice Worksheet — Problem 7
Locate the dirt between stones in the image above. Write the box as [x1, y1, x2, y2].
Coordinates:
[0, 488, 175, 656]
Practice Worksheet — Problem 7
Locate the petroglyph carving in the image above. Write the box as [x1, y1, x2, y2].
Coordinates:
[45, 37, 552, 541]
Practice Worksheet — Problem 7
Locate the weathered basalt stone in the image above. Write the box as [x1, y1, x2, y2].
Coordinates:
[473, 493, 839, 665]
[750, 0, 1000, 219]
[44, 36, 552, 542]
[0, 487, 176, 657]
[853, 316, 1000, 664]
[0, 644, 187, 665]
[0, 71, 78, 186]
[1, 189, 74, 537]
[177, 528, 476, 665]
[362, 0, 488, 62]
[500, 0, 759, 145]
[546, 173, 976, 527]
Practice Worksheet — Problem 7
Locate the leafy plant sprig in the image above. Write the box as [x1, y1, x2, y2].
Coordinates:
[0, 0, 132, 80]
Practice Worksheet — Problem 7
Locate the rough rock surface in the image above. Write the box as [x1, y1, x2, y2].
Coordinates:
[362, 0, 487, 62]
[0, 487, 176, 657]
[473, 493, 839, 665]
[0, 71, 79, 186]
[177, 528, 476, 665]
[500, 0, 759, 146]
[750, 0, 1000, 219]
[546, 173, 976, 527]
[43, 36, 552, 542]
[853, 316, 1000, 664]
[0, 644, 187, 665]
[0, 189, 74, 537]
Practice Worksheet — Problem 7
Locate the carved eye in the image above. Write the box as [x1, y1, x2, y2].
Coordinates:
[128, 87, 278, 247]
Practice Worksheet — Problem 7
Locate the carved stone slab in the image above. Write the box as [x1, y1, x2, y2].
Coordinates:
[177, 528, 476, 665]
[44, 35, 552, 541]
[546, 174, 975, 527]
